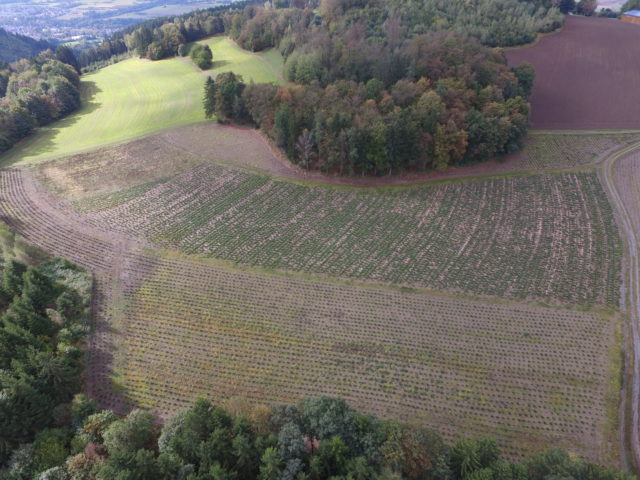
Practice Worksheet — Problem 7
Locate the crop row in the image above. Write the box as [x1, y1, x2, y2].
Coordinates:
[516, 134, 640, 170]
[111, 252, 613, 460]
[79, 162, 621, 306]
[0, 167, 618, 460]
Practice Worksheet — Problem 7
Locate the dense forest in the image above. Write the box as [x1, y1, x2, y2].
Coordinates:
[83, 0, 563, 66]
[0, 224, 92, 470]
[0, 28, 56, 64]
[0, 47, 81, 153]
[3, 394, 634, 479]
[210, 0, 539, 174]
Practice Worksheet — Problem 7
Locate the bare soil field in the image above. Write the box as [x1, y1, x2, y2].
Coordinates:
[0, 167, 621, 462]
[61, 161, 621, 306]
[38, 123, 640, 198]
[36, 124, 284, 201]
[506, 16, 640, 130]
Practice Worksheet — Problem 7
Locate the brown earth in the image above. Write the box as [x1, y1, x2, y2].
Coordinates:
[506, 15, 640, 130]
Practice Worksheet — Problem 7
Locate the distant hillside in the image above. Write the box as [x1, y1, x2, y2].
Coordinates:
[0, 28, 55, 63]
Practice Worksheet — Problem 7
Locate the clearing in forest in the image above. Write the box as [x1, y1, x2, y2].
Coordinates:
[0, 37, 286, 165]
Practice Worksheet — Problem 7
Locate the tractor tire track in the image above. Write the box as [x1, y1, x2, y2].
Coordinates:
[599, 141, 640, 473]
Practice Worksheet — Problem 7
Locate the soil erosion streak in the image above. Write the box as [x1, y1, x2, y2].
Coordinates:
[600, 141, 640, 472]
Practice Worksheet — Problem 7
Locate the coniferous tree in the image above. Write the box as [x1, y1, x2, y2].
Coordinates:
[55, 46, 80, 74]
[204, 76, 216, 119]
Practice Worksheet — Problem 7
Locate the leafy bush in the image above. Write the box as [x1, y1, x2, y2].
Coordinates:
[190, 44, 212, 70]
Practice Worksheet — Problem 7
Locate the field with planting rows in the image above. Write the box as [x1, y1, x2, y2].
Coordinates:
[614, 150, 640, 235]
[514, 134, 640, 171]
[69, 162, 621, 306]
[114, 253, 617, 461]
[0, 167, 621, 461]
[35, 123, 282, 202]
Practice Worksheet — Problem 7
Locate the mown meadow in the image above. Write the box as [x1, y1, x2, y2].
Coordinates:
[0, 36, 285, 165]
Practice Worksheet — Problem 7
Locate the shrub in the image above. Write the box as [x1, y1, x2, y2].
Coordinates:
[190, 44, 213, 70]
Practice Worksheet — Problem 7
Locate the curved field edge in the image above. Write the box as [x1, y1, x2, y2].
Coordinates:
[31, 119, 640, 201]
[63, 158, 621, 307]
[0, 36, 286, 166]
[600, 142, 640, 472]
[0, 167, 624, 463]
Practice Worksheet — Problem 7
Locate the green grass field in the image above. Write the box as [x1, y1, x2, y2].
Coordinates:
[0, 37, 285, 165]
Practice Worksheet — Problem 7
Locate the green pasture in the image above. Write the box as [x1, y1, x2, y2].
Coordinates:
[1, 37, 285, 165]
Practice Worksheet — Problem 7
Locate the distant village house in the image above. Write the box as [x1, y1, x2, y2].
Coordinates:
[621, 10, 640, 23]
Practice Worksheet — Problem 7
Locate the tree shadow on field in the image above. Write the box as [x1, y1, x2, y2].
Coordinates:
[210, 60, 229, 70]
[0, 81, 103, 167]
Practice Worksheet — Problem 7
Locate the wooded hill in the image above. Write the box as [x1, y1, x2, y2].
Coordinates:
[0, 47, 81, 153]
[0, 28, 55, 64]
[79, 0, 558, 175]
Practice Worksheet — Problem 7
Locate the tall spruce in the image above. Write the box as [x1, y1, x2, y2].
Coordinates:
[203, 76, 216, 120]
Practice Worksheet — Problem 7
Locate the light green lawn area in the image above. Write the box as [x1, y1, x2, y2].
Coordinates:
[199, 36, 290, 85]
[1, 37, 286, 166]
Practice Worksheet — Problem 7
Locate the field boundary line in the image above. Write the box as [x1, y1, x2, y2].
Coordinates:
[530, 130, 640, 136]
[599, 140, 640, 473]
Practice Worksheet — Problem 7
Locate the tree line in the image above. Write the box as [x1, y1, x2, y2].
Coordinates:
[2, 395, 633, 479]
[75, 2, 248, 69]
[0, 46, 81, 154]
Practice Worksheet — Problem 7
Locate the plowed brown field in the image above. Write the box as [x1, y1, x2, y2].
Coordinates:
[507, 16, 640, 130]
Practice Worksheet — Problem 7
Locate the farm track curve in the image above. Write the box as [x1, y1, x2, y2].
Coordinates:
[599, 141, 640, 473]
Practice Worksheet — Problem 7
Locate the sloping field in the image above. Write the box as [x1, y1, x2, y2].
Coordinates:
[506, 16, 640, 130]
[0, 37, 285, 165]
[0, 167, 621, 462]
[36, 122, 640, 200]
[36, 124, 280, 201]
[514, 134, 640, 170]
[613, 149, 640, 235]
[60, 161, 621, 306]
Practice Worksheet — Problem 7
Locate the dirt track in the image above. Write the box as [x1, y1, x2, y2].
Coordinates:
[599, 142, 640, 472]
[507, 16, 640, 130]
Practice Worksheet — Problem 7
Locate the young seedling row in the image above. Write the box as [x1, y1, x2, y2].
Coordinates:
[0, 167, 619, 461]
[76, 162, 621, 306]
